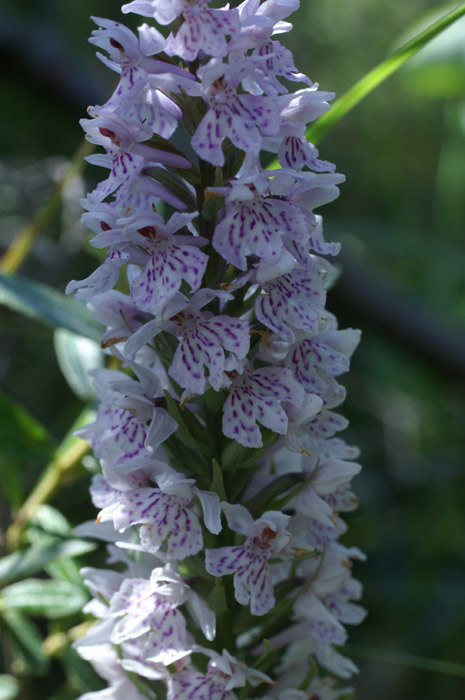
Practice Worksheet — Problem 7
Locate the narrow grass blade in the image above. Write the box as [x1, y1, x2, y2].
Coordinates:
[307, 3, 465, 145]
[345, 643, 465, 678]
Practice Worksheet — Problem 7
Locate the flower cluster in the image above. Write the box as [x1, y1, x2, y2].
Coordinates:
[69, 2, 365, 699]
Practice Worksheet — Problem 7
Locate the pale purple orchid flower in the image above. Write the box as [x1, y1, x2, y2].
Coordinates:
[70, 1, 364, 695]
[255, 266, 327, 344]
[211, 174, 308, 271]
[76, 365, 177, 475]
[165, 294, 250, 395]
[222, 365, 304, 448]
[167, 648, 271, 700]
[230, 0, 300, 52]
[111, 467, 221, 559]
[192, 58, 279, 166]
[206, 504, 290, 615]
[166, 2, 240, 61]
[125, 211, 209, 313]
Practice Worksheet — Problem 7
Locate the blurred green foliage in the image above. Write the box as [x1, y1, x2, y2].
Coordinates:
[0, 1, 465, 699]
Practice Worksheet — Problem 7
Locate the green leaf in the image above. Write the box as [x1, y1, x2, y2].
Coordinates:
[54, 328, 104, 401]
[1, 579, 88, 618]
[145, 166, 197, 210]
[0, 391, 55, 506]
[0, 461, 23, 509]
[145, 133, 196, 168]
[0, 390, 55, 464]
[0, 539, 96, 588]
[25, 508, 83, 589]
[45, 554, 86, 588]
[202, 193, 224, 221]
[163, 392, 212, 457]
[244, 472, 305, 517]
[211, 459, 227, 502]
[58, 648, 106, 695]
[0, 272, 103, 341]
[207, 581, 227, 617]
[0, 675, 20, 700]
[1, 609, 49, 676]
[221, 430, 278, 472]
[28, 505, 71, 539]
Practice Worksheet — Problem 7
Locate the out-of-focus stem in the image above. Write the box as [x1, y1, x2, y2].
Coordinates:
[6, 407, 93, 550]
[6, 440, 89, 550]
[0, 140, 94, 274]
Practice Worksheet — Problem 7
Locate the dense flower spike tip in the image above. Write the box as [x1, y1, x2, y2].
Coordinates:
[70, 2, 364, 699]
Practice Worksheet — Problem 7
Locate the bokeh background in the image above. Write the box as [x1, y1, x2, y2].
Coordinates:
[1, 1, 465, 698]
